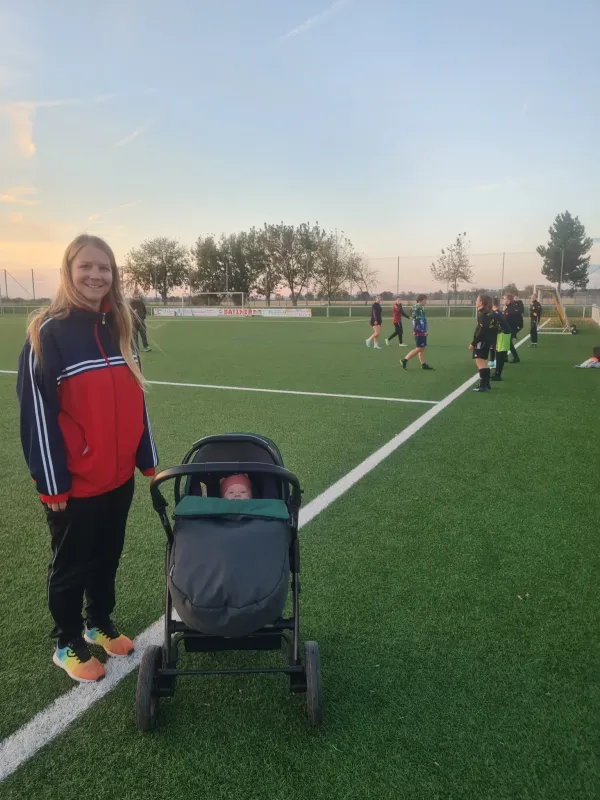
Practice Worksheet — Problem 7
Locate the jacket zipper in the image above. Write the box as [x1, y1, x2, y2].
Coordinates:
[94, 320, 120, 486]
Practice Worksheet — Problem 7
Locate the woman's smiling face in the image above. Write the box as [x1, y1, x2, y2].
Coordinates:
[71, 244, 113, 311]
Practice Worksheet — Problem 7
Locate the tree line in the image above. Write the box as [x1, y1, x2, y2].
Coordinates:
[122, 210, 592, 304]
[124, 223, 378, 305]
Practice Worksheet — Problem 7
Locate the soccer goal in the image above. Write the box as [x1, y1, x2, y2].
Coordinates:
[151, 292, 247, 317]
[188, 292, 246, 308]
[535, 285, 571, 334]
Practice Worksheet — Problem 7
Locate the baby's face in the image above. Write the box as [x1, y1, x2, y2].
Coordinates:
[223, 483, 252, 500]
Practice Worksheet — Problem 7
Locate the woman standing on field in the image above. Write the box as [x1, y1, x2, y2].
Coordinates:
[17, 235, 158, 683]
[365, 295, 383, 349]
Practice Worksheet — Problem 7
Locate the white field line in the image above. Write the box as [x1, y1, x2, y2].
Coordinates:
[0, 372, 438, 405]
[0, 322, 546, 782]
[147, 380, 439, 405]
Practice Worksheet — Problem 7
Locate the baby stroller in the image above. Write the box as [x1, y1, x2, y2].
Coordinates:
[135, 433, 323, 731]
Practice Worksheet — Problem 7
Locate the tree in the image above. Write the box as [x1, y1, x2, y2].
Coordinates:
[296, 222, 326, 304]
[190, 235, 226, 298]
[313, 231, 354, 303]
[502, 283, 519, 296]
[190, 231, 265, 303]
[349, 254, 378, 299]
[125, 237, 190, 303]
[536, 211, 592, 293]
[262, 223, 315, 307]
[250, 227, 281, 307]
[523, 284, 534, 297]
[222, 231, 260, 301]
[381, 291, 394, 301]
[430, 232, 474, 304]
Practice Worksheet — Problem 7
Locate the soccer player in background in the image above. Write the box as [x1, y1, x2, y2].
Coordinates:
[490, 297, 512, 381]
[469, 294, 497, 392]
[503, 292, 523, 363]
[529, 294, 542, 347]
[385, 297, 411, 347]
[130, 297, 151, 353]
[366, 295, 383, 349]
[401, 294, 434, 370]
[514, 294, 525, 316]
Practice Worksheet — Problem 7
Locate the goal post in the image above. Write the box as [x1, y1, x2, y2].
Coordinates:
[535, 285, 570, 333]
[185, 292, 245, 309]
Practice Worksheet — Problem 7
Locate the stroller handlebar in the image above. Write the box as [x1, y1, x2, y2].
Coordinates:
[150, 462, 302, 513]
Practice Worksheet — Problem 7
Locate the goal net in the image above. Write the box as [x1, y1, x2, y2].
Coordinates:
[187, 292, 245, 308]
[535, 285, 570, 333]
[592, 305, 600, 326]
[151, 292, 246, 317]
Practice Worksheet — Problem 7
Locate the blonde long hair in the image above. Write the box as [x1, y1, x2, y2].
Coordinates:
[27, 234, 145, 389]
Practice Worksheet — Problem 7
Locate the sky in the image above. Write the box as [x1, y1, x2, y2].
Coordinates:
[1, 0, 599, 298]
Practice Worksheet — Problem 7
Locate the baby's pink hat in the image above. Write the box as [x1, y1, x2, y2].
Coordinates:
[220, 474, 252, 495]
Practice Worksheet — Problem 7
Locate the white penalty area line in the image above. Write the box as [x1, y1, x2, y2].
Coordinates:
[148, 380, 439, 405]
[0, 321, 547, 782]
[0, 371, 437, 405]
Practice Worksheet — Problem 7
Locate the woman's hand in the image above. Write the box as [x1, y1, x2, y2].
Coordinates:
[48, 501, 67, 512]
[468, 343, 474, 350]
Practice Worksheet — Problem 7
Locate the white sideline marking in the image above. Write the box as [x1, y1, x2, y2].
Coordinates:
[0, 370, 18, 375]
[0, 322, 546, 782]
[148, 380, 439, 405]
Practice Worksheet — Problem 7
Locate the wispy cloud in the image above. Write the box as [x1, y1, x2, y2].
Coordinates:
[279, 0, 351, 43]
[5, 103, 36, 157]
[113, 128, 142, 148]
[93, 92, 117, 104]
[474, 179, 521, 194]
[0, 94, 117, 157]
[521, 102, 528, 115]
[0, 186, 39, 205]
[9, 212, 24, 224]
[87, 200, 141, 222]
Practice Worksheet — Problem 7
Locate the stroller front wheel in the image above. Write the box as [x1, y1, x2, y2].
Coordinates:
[304, 641, 323, 727]
[136, 645, 162, 732]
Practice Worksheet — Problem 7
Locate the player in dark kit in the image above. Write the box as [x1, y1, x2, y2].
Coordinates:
[385, 297, 410, 347]
[469, 294, 497, 392]
[503, 292, 523, 363]
[130, 297, 151, 353]
[529, 294, 542, 347]
[366, 295, 383, 349]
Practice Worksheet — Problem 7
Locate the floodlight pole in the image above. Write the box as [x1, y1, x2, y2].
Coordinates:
[501, 252, 505, 293]
[396, 256, 399, 295]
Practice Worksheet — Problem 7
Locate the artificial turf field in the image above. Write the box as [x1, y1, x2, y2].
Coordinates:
[0, 313, 597, 800]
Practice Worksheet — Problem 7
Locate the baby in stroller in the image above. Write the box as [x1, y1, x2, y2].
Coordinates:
[220, 473, 252, 500]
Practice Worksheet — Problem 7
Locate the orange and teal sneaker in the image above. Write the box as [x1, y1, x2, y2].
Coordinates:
[53, 638, 105, 683]
[85, 621, 134, 657]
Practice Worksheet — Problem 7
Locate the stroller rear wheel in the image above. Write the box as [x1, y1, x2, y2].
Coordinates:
[136, 645, 162, 732]
[304, 641, 323, 727]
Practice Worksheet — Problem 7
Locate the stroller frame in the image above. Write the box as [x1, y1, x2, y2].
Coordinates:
[136, 434, 323, 730]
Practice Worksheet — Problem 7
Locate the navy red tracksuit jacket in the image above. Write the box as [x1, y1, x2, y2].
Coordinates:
[17, 307, 158, 504]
